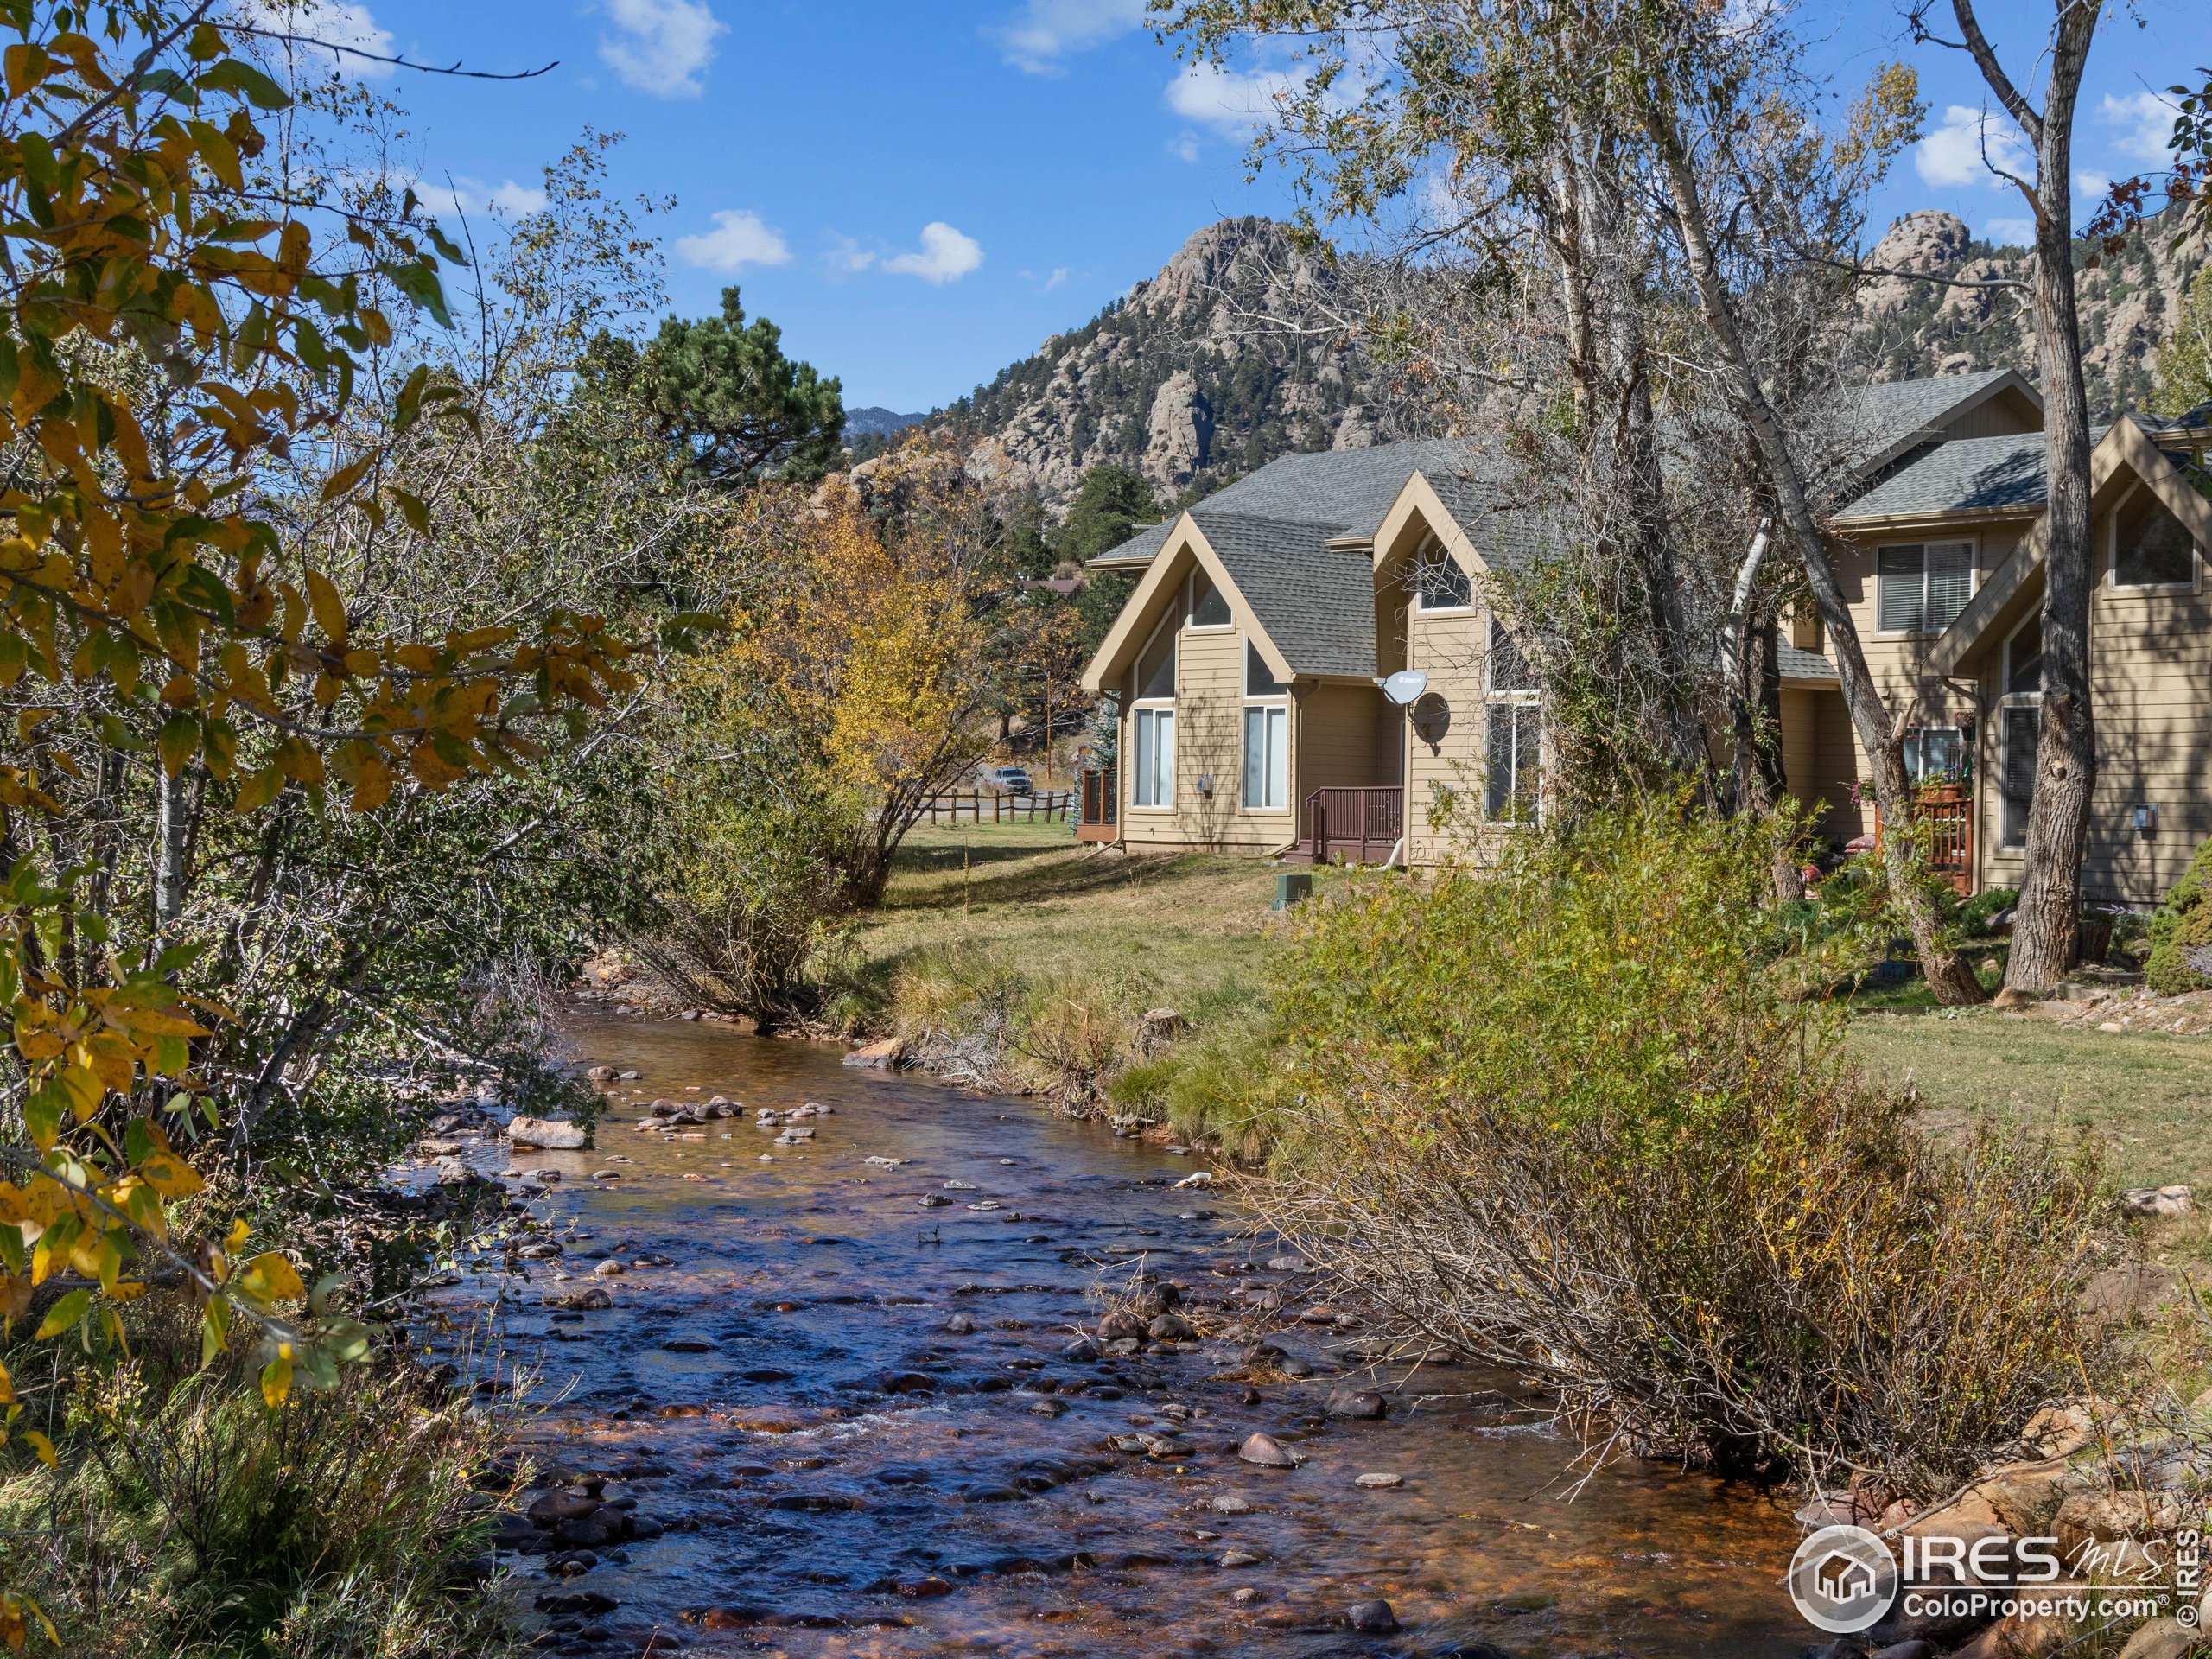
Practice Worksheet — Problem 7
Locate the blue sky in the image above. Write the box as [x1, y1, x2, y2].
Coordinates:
[282, 0, 2203, 413]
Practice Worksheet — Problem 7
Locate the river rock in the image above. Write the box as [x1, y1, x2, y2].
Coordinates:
[1343, 1599, 1400, 1635]
[550, 1286, 613, 1311]
[586, 1065, 619, 1082]
[1059, 1337, 1099, 1362]
[918, 1194, 951, 1208]
[508, 1116, 588, 1149]
[844, 1037, 904, 1069]
[1354, 1471, 1404, 1489]
[1238, 1433, 1301, 1468]
[1217, 1548, 1264, 1567]
[1098, 1311, 1147, 1342]
[1148, 1313, 1198, 1341]
[1326, 1387, 1389, 1421]
[528, 1490, 601, 1524]
[2116, 1620, 2195, 1659]
[1173, 1170, 1213, 1188]
[944, 1313, 976, 1335]
[594, 1260, 626, 1277]
[1211, 1495, 1255, 1515]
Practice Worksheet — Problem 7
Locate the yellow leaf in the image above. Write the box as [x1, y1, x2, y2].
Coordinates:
[319, 455, 373, 506]
[138, 1151, 204, 1199]
[260, 1353, 293, 1407]
[238, 1250, 305, 1303]
[304, 569, 348, 645]
[22, 1430, 52, 1467]
[0, 1360, 11, 1405]
[349, 757, 393, 813]
[117, 1007, 209, 1039]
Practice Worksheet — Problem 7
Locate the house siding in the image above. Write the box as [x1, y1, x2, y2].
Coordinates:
[1402, 604, 1494, 863]
[1976, 508, 2212, 907]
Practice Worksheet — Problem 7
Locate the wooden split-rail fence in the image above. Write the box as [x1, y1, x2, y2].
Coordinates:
[920, 790, 1076, 824]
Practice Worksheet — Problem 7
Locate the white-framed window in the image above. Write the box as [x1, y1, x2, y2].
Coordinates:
[1485, 702, 1541, 823]
[2109, 482, 2200, 590]
[1876, 540, 1975, 635]
[1188, 567, 1234, 628]
[1998, 610, 2043, 849]
[1132, 706, 1175, 808]
[1487, 615, 1537, 690]
[1411, 545, 1472, 612]
[1242, 640, 1289, 810]
[1903, 726, 1967, 782]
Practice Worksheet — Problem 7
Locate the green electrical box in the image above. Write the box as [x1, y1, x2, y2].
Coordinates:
[1274, 871, 1313, 911]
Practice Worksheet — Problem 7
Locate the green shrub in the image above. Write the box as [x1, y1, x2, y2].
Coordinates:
[1258, 806, 2108, 1493]
[2147, 837, 2212, 992]
[1955, 885, 2019, 938]
[2, 1306, 521, 1659]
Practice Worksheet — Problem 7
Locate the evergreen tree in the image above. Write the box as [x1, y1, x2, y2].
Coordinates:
[638, 286, 846, 486]
[1055, 465, 1160, 565]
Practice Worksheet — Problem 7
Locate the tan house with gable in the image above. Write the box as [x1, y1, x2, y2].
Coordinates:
[1077, 372, 2212, 907]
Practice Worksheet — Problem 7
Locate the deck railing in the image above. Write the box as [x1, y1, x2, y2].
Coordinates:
[1306, 786, 1404, 865]
[1872, 786, 1973, 894]
[919, 790, 1073, 824]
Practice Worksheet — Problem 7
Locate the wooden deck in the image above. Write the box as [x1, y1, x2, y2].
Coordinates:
[1284, 785, 1404, 866]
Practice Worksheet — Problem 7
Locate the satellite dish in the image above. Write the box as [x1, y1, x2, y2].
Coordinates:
[1382, 670, 1429, 707]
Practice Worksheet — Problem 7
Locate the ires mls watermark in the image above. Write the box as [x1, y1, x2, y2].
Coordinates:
[1788, 1524, 2205, 1637]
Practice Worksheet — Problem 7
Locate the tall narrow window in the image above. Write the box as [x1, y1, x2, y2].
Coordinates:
[1132, 707, 1175, 807]
[1245, 640, 1287, 696]
[1189, 569, 1233, 626]
[2001, 705, 2037, 848]
[1137, 631, 1176, 701]
[2112, 486, 2198, 588]
[1876, 542, 1974, 633]
[1485, 703, 1541, 823]
[2005, 615, 2042, 695]
[1243, 705, 1287, 809]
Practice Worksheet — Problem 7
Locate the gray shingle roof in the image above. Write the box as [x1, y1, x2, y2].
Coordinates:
[1086, 517, 1175, 569]
[1779, 642, 1836, 681]
[1189, 512, 1377, 678]
[1837, 433, 2046, 519]
[1834, 370, 2025, 475]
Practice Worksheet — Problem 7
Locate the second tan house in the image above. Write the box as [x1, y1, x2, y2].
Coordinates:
[1075, 371, 2212, 905]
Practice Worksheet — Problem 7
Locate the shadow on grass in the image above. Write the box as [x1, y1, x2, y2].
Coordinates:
[884, 845, 1258, 915]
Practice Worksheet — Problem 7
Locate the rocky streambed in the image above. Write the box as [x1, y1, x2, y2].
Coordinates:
[439, 1011, 1810, 1656]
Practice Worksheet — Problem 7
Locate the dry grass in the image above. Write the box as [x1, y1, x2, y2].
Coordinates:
[1847, 1010, 2212, 1189]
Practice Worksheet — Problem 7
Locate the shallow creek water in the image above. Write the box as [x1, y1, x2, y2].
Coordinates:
[458, 1012, 1812, 1657]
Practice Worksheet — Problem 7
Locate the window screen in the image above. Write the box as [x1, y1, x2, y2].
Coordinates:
[1414, 551, 1472, 610]
[1190, 569, 1233, 626]
[1245, 640, 1287, 696]
[2113, 488, 2197, 587]
[1486, 703, 1541, 823]
[1242, 704, 1287, 809]
[1488, 617, 1536, 690]
[2001, 705, 2037, 847]
[1905, 727, 1966, 781]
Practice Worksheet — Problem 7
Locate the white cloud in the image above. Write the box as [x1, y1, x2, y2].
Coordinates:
[824, 234, 876, 276]
[993, 0, 1146, 75]
[1043, 266, 1069, 291]
[2076, 168, 2113, 200]
[1982, 216, 2037, 246]
[883, 222, 984, 284]
[1915, 104, 2032, 188]
[597, 0, 724, 99]
[230, 0, 395, 79]
[2100, 90, 2183, 164]
[675, 209, 791, 272]
[414, 174, 549, 219]
[1166, 62, 1294, 138]
[1169, 133, 1200, 163]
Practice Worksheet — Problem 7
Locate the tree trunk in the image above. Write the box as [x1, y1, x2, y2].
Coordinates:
[154, 762, 190, 931]
[1641, 97, 1985, 1002]
[1948, 0, 2102, 989]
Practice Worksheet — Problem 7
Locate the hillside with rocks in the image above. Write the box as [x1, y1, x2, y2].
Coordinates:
[875, 210, 2205, 521]
[1856, 207, 2208, 417]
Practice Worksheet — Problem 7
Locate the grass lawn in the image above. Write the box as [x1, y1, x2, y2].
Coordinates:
[1847, 1012, 2212, 1189]
[833, 822, 1358, 1026]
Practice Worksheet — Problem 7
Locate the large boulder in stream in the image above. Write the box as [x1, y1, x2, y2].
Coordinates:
[508, 1116, 588, 1149]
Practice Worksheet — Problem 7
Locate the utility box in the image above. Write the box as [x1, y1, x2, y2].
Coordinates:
[1274, 871, 1313, 912]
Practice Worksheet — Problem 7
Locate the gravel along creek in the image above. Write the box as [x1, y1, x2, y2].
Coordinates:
[441, 1010, 1812, 1657]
